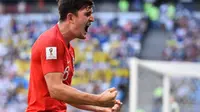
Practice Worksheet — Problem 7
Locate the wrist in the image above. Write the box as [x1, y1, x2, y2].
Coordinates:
[83, 93, 100, 106]
[95, 106, 106, 112]
[94, 94, 101, 106]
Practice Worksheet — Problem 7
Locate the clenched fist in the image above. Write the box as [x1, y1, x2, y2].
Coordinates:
[97, 100, 123, 112]
[96, 88, 118, 107]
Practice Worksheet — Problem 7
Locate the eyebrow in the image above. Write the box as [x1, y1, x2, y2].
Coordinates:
[86, 10, 93, 14]
[86, 6, 93, 13]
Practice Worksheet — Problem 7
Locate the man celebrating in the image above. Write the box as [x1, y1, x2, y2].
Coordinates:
[26, 0, 122, 112]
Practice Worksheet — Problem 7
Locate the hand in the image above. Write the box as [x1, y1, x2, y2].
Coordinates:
[97, 88, 118, 107]
[111, 100, 122, 112]
[98, 100, 122, 112]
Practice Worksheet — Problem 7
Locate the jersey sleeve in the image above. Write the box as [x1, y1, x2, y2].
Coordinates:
[40, 37, 65, 75]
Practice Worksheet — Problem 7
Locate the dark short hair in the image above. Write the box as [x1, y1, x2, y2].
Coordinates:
[57, 0, 94, 22]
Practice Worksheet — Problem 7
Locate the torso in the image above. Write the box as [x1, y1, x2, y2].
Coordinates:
[26, 24, 75, 112]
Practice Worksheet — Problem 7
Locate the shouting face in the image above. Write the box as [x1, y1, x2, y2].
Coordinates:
[71, 6, 94, 39]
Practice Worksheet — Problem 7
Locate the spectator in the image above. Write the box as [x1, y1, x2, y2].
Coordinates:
[0, 13, 147, 111]
[170, 96, 180, 112]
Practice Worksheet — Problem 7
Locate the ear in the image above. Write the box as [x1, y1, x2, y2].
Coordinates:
[66, 13, 75, 24]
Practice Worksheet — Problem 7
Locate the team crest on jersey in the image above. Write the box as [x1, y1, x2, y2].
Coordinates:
[46, 47, 57, 60]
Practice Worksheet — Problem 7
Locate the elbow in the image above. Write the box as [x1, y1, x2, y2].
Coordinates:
[49, 91, 57, 99]
[47, 84, 75, 104]
[48, 84, 62, 100]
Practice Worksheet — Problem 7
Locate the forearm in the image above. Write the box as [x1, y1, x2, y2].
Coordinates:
[50, 84, 99, 106]
[70, 104, 105, 112]
[45, 73, 117, 107]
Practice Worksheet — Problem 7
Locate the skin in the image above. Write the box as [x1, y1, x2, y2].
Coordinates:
[44, 5, 122, 112]
[57, 6, 94, 44]
[71, 100, 122, 112]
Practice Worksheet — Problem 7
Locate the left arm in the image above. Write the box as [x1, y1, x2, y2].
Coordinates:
[70, 104, 105, 112]
[70, 100, 122, 112]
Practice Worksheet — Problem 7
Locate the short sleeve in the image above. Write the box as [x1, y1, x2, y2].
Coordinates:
[40, 37, 65, 75]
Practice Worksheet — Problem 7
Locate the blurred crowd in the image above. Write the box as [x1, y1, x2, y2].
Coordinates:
[162, 5, 200, 109]
[163, 15, 200, 62]
[143, 2, 200, 112]
[1, 1, 200, 112]
[144, 2, 200, 62]
[0, 14, 148, 111]
[163, 15, 200, 112]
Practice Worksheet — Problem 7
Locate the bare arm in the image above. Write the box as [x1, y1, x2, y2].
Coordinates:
[44, 72, 117, 107]
[70, 100, 122, 112]
[69, 104, 104, 112]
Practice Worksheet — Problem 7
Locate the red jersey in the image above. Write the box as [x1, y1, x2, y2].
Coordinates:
[26, 24, 75, 112]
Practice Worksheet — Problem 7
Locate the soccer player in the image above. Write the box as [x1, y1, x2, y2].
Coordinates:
[26, 0, 122, 112]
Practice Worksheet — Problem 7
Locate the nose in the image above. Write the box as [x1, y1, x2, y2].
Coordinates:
[89, 15, 95, 22]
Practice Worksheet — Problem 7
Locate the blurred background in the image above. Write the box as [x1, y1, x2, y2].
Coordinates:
[0, 0, 200, 112]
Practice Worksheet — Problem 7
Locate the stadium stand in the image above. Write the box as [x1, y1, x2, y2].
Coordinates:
[1, 0, 200, 112]
[0, 12, 148, 111]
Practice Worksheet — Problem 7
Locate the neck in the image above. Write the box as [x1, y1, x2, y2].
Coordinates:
[57, 21, 76, 45]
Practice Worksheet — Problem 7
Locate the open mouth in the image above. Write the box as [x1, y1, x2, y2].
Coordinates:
[85, 26, 89, 32]
[84, 23, 91, 33]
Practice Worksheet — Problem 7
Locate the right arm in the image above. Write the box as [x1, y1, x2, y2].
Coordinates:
[45, 72, 117, 107]
[41, 37, 117, 107]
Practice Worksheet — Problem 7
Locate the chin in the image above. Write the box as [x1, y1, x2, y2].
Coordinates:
[78, 37, 86, 40]
[78, 35, 86, 40]
[77, 32, 87, 39]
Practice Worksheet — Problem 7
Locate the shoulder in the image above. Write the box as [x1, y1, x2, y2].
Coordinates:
[40, 26, 58, 45]
[32, 25, 65, 55]
[35, 25, 63, 48]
